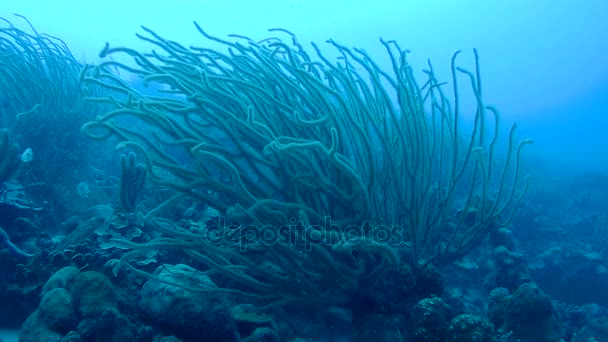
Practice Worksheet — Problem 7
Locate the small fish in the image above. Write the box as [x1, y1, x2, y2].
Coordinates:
[21, 147, 33, 163]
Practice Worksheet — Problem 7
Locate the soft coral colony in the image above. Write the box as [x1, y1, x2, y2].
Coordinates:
[79, 23, 531, 311]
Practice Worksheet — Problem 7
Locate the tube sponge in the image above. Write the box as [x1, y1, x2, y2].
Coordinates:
[119, 152, 147, 212]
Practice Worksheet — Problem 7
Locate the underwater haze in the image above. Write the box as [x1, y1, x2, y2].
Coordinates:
[2, 0, 607, 172]
[1, 1, 608, 341]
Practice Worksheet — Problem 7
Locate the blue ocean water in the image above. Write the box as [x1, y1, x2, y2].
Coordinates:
[0, 2, 607, 341]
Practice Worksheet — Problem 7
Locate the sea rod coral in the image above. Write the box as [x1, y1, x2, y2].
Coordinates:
[80, 23, 531, 310]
